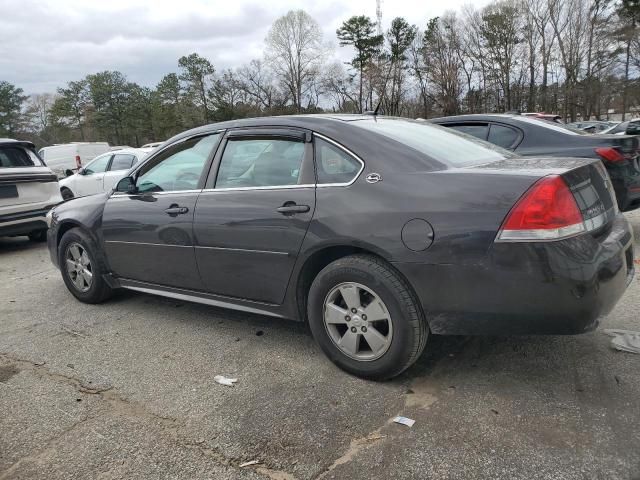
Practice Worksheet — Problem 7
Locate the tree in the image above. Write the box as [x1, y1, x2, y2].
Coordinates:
[178, 53, 215, 123]
[51, 80, 90, 140]
[152, 73, 184, 139]
[265, 10, 327, 112]
[336, 15, 383, 112]
[616, 0, 640, 119]
[422, 15, 464, 115]
[385, 17, 417, 115]
[0, 81, 28, 137]
[237, 59, 281, 111]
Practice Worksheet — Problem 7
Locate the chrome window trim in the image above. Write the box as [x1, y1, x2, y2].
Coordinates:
[200, 184, 315, 193]
[110, 189, 202, 197]
[313, 133, 365, 187]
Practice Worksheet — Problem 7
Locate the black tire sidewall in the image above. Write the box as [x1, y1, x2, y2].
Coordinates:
[58, 229, 108, 303]
[308, 258, 422, 379]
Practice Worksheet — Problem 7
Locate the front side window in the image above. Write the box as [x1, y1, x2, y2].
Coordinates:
[84, 154, 112, 174]
[109, 154, 136, 171]
[315, 138, 362, 184]
[0, 147, 36, 168]
[215, 138, 305, 188]
[136, 134, 220, 193]
[487, 124, 520, 149]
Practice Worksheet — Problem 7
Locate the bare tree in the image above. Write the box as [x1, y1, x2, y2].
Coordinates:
[265, 10, 327, 112]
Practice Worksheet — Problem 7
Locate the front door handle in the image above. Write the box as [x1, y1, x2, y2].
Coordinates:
[277, 203, 310, 215]
[165, 204, 189, 215]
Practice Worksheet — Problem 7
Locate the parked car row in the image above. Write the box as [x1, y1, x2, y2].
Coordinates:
[429, 113, 640, 211]
[44, 114, 635, 380]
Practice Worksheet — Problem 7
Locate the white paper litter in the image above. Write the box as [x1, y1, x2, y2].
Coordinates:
[392, 416, 415, 427]
[239, 460, 259, 468]
[214, 375, 238, 386]
[603, 329, 640, 354]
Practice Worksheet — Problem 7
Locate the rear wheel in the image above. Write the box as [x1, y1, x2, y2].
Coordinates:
[307, 254, 428, 380]
[61, 187, 74, 201]
[28, 229, 47, 242]
[58, 228, 113, 303]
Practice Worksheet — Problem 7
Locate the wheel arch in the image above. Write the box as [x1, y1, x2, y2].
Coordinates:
[293, 244, 420, 323]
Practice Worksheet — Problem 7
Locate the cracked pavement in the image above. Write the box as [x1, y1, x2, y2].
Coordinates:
[1, 210, 639, 479]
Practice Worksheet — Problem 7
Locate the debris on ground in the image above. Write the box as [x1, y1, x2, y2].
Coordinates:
[392, 416, 415, 427]
[603, 329, 640, 354]
[214, 375, 238, 387]
[239, 460, 259, 468]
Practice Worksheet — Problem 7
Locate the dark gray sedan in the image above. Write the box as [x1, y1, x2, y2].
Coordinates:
[46, 115, 635, 379]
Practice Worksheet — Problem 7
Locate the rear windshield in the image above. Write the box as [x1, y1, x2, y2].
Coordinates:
[516, 116, 589, 135]
[352, 118, 515, 167]
[0, 146, 41, 168]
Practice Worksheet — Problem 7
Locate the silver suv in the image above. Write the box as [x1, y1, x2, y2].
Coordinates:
[0, 139, 62, 241]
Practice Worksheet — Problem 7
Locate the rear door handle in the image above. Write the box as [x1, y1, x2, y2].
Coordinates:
[277, 203, 310, 215]
[165, 205, 189, 215]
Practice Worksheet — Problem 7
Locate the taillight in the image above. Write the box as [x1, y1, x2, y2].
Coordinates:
[595, 147, 625, 163]
[496, 175, 585, 242]
[75, 155, 82, 168]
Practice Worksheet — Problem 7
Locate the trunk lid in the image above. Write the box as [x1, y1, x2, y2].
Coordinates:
[470, 156, 617, 235]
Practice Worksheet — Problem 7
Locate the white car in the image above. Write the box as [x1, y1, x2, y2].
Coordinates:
[0, 139, 62, 241]
[58, 148, 151, 200]
[38, 142, 111, 178]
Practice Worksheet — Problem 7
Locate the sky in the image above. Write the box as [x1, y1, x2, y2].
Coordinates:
[0, 0, 489, 95]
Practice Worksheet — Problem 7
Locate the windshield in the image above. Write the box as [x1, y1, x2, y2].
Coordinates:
[352, 118, 516, 167]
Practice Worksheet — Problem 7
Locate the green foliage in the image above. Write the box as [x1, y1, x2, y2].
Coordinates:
[0, 81, 28, 137]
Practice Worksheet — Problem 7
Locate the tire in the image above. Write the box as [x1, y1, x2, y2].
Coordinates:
[28, 229, 47, 242]
[307, 254, 428, 380]
[61, 187, 74, 201]
[58, 227, 113, 304]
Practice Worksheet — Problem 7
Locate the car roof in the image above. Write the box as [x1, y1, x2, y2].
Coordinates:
[0, 138, 36, 150]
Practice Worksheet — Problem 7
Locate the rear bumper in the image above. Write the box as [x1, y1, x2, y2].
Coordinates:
[393, 214, 634, 335]
[0, 204, 57, 237]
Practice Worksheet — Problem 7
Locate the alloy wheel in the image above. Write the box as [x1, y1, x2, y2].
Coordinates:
[323, 282, 393, 361]
[65, 242, 93, 292]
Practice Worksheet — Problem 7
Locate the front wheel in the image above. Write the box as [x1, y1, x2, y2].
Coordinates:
[58, 228, 113, 304]
[307, 255, 428, 380]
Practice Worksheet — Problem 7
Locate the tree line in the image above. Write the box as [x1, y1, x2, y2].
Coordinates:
[0, 0, 639, 148]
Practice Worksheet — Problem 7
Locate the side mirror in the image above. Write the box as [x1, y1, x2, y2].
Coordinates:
[115, 176, 137, 194]
[65, 169, 74, 177]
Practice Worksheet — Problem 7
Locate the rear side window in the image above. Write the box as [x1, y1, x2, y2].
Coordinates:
[488, 124, 520, 149]
[449, 124, 489, 141]
[0, 147, 36, 167]
[109, 154, 136, 171]
[354, 119, 514, 167]
[216, 138, 305, 188]
[315, 138, 362, 184]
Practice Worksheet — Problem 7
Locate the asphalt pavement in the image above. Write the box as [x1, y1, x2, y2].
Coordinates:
[1, 211, 639, 480]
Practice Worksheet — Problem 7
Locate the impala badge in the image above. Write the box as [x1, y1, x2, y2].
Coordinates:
[366, 173, 382, 184]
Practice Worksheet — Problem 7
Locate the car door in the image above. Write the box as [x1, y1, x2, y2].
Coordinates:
[101, 133, 222, 290]
[193, 128, 316, 304]
[74, 153, 112, 196]
[102, 153, 138, 192]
